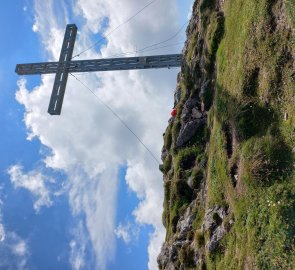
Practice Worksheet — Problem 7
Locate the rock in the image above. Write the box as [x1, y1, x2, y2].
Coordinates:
[206, 225, 226, 252]
[204, 207, 226, 233]
[161, 147, 168, 161]
[203, 206, 228, 253]
[192, 108, 202, 119]
[176, 119, 205, 147]
[199, 79, 210, 98]
[187, 176, 194, 189]
[174, 86, 182, 104]
[157, 242, 177, 269]
[199, 159, 207, 169]
[184, 97, 199, 111]
[177, 206, 195, 241]
[181, 98, 200, 123]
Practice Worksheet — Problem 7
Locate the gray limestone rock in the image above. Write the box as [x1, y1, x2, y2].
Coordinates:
[174, 86, 182, 104]
[204, 207, 226, 232]
[192, 108, 202, 119]
[177, 206, 195, 241]
[176, 119, 205, 147]
[206, 225, 226, 252]
[203, 206, 228, 253]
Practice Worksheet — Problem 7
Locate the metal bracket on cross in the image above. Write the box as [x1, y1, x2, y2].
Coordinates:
[16, 24, 182, 115]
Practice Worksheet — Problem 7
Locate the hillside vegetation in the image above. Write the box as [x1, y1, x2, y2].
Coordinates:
[158, 0, 294, 269]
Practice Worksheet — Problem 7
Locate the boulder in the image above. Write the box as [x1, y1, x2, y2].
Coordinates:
[176, 119, 205, 147]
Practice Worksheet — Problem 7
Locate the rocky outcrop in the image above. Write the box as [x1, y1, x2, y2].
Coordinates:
[158, 0, 294, 269]
[158, 0, 226, 268]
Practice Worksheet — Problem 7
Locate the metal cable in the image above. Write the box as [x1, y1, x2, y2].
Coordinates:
[72, 0, 160, 59]
[69, 73, 161, 165]
[103, 41, 185, 58]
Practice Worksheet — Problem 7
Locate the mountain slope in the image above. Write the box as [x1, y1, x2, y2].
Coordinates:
[158, 0, 294, 269]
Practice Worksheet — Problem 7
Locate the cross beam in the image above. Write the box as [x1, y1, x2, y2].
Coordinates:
[16, 24, 182, 115]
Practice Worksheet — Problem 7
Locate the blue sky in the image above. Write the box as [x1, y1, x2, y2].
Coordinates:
[0, 1, 193, 269]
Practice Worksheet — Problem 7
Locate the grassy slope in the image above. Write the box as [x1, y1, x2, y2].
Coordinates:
[207, 0, 295, 269]
[161, 0, 295, 269]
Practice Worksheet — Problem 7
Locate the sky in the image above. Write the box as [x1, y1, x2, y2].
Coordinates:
[0, 0, 193, 269]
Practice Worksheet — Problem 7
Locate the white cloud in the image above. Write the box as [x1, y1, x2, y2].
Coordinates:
[0, 224, 5, 242]
[0, 232, 29, 270]
[15, 0, 189, 269]
[114, 221, 139, 245]
[12, 240, 27, 257]
[0, 189, 29, 270]
[7, 164, 53, 212]
[69, 221, 88, 270]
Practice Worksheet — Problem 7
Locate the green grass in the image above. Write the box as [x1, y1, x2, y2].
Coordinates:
[207, 118, 230, 207]
[160, 0, 294, 268]
[207, 0, 295, 268]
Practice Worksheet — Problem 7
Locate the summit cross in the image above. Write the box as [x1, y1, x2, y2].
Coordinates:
[15, 24, 182, 115]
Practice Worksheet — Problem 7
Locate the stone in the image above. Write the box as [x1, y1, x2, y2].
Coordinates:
[204, 207, 226, 232]
[177, 206, 195, 241]
[174, 86, 182, 104]
[176, 119, 205, 147]
[161, 147, 168, 161]
[184, 97, 199, 111]
[206, 225, 226, 252]
[192, 108, 202, 119]
[199, 79, 210, 98]
[199, 159, 207, 169]
[187, 176, 194, 189]
[203, 206, 228, 253]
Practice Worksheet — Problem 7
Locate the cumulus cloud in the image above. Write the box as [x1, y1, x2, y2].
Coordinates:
[7, 164, 53, 212]
[15, 0, 191, 269]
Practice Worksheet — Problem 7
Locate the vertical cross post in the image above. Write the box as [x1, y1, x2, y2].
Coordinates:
[48, 24, 77, 115]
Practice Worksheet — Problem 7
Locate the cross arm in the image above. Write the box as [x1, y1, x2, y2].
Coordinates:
[15, 54, 182, 75]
